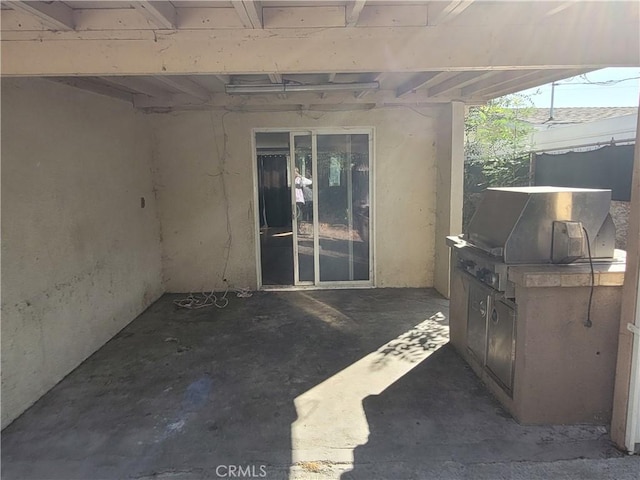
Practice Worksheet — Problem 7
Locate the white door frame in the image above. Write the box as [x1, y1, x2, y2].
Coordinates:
[290, 130, 314, 287]
[253, 127, 375, 290]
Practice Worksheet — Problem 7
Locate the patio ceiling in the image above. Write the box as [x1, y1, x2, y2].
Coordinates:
[1, 1, 638, 112]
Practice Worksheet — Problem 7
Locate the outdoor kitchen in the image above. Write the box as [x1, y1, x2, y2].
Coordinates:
[448, 186, 626, 425]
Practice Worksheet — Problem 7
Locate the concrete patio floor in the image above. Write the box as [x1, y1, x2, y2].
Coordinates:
[2, 289, 638, 480]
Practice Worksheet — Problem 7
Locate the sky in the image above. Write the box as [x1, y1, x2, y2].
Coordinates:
[517, 67, 640, 108]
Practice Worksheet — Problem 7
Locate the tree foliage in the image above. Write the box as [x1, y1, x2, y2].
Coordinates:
[464, 94, 535, 227]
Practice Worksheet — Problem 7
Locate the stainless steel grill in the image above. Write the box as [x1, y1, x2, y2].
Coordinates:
[447, 186, 616, 296]
[447, 186, 623, 418]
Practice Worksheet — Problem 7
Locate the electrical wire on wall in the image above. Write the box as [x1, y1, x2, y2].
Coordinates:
[213, 110, 233, 287]
[582, 227, 595, 328]
[173, 111, 252, 310]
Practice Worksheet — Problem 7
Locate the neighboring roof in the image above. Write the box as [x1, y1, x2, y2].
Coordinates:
[530, 110, 637, 152]
[522, 107, 638, 126]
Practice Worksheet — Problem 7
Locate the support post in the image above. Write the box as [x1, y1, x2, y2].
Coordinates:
[611, 105, 640, 453]
[434, 101, 465, 298]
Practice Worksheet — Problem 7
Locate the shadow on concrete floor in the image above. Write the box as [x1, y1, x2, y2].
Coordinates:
[342, 344, 629, 479]
[1, 289, 635, 480]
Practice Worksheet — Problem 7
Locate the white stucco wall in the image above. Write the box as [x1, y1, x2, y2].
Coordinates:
[1, 79, 164, 428]
[149, 107, 440, 292]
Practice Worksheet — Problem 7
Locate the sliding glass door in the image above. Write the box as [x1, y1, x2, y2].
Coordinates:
[316, 133, 370, 283]
[258, 129, 372, 287]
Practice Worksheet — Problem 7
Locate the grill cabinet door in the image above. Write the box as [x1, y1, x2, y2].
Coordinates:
[486, 299, 516, 393]
[467, 282, 490, 364]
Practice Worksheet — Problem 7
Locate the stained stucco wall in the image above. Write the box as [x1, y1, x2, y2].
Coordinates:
[1, 79, 164, 428]
[149, 107, 441, 291]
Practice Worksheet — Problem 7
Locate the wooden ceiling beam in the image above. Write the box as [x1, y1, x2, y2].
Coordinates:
[233, 1, 263, 29]
[153, 76, 210, 100]
[132, 1, 177, 30]
[346, 0, 367, 27]
[3, 19, 637, 76]
[397, 72, 449, 98]
[6, 1, 74, 31]
[428, 0, 476, 25]
[48, 77, 132, 103]
[461, 70, 554, 97]
[545, 1, 579, 17]
[477, 68, 593, 99]
[427, 71, 496, 97]
[132, 89, 483, 110]
[97, 76, 174, 98]
[215, 75, 231, 85]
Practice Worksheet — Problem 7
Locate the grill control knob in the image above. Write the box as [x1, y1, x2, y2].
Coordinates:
[477, 269, 498, 287]
[460, 259, 475, 272]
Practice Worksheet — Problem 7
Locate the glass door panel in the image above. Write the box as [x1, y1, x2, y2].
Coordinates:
[292, 133, 315, 284]
[316, 134, 370, 282]
[256, 132, 293, 286]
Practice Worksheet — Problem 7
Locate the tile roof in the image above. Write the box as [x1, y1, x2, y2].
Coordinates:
[521, 107, 637, 125]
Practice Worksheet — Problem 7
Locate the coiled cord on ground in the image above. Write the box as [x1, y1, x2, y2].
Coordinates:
[173, 288, 252, 310]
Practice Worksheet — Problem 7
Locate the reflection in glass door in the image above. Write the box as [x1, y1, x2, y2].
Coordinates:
[291, 133, 315, 284]
[316, 134, 370, 283]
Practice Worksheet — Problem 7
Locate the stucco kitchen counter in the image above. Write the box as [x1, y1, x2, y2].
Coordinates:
[508, 250, 626, 288]
[449, 248, 626, 425]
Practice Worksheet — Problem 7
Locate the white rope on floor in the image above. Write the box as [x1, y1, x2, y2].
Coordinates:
[173, 287, 253, 310]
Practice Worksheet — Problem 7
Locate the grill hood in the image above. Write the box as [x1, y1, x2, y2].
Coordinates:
[465, 186, 615, 264]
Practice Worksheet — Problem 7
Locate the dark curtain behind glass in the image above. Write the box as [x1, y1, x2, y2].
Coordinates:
[258, 155, 291, 228]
